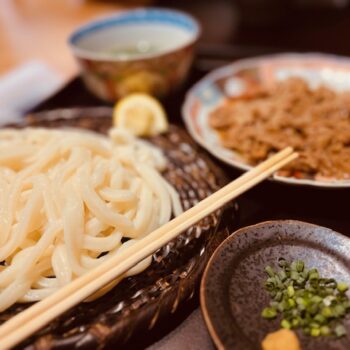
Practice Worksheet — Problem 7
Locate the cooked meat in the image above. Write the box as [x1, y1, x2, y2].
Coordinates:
[209, 78, 350, 180]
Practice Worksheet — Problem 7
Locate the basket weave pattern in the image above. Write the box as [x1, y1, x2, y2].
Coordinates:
[0, 109, 237, 349]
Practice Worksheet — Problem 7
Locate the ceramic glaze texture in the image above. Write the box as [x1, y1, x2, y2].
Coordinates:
[201, 220, 350, 350]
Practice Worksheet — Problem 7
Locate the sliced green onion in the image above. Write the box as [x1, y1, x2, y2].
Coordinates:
[291, 271, 299, 281]
[278, 270, 287, 282]
[320, 325, 331, 336]
[325, 287, 335, 295]
[265, 278, 275, 290]
[278, 257, 288, 268]
[342, 300, 350, 310]
[287, 285, 295, 297]
[309, 321, 320, 329]
[296, 297, 307, 306]
[311, 328, 320, 337]
[281, 319, 291, 329]
[295, 260, 304, 272]
[261, 259, 350, 338]
[261, 307, 277, 319]
[335, 324, 346, 337]
[325, 278, 336, 289]
[337, 282, 349, 293]
[296, 277, 305, 285]
[333, 304, 345, 317]
[265, 266, 275, 277]
[288, 298, 296, 308]
[308, 269, 319, 281]
[311, 295, 322, 304]
[302, 327, 310, 335]
[323, 295, 335, 307]
[274, 291, 283, 302]
[270, 301, 279, 308]
[292, 318, 300, 327]
[321, 307, 333, 318]
[307, 303, 319, 316]
[314, 314, 326, 324]
[274, 275, 284, 289]
[301, 270, 308, 280]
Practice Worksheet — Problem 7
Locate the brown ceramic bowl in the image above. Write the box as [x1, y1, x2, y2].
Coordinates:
[69, 8, 200, 101]
[200, 220, 350, 350]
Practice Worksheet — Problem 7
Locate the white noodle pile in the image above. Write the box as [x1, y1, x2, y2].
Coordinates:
[0, 127, 182, 311]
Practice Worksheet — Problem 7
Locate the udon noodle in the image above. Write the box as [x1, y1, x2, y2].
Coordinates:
[0, 127, 182, 312]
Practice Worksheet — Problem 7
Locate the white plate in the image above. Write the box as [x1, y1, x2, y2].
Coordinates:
[182, 53, 350, 188]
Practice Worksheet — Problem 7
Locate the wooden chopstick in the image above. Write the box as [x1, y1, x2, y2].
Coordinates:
[0, 147, 297, 349]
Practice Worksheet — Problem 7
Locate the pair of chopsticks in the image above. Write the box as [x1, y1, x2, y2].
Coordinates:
[0, 147, 297, 349]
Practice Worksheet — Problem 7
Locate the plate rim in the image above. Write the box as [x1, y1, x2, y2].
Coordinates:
[182, 52, 350, 188]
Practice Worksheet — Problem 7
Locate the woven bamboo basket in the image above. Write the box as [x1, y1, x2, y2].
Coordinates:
[0, 108, 238, 349]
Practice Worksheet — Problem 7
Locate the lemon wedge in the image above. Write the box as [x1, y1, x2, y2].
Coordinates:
[113, 93, 168, 136]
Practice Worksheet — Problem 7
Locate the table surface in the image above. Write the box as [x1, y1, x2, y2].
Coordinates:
[13, 1, 350, 348]
[0, 0, 129, 79]
[4, 0, 350, 80]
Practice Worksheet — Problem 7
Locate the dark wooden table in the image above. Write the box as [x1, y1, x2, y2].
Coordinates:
[31, 3, 350, 348]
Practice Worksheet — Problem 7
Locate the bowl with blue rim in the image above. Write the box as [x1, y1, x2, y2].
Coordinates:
[69, 8, 201, 101]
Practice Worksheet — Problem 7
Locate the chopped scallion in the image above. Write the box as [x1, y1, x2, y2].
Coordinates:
[337, 282, 349, 293]
[335, 324, 346, 337]
[261, 258, 350, 338]
[287, 285, 295, 297]
[261, 307, 277, 319]
[265, 266, 275, 278]
[281, 319, 291, 329]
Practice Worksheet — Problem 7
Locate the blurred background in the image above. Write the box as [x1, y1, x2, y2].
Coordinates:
[1, 0, 350, 118]
[2, 0, 350, 78]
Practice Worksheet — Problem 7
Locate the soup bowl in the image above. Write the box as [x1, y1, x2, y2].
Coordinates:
[69, 8, 200, 101]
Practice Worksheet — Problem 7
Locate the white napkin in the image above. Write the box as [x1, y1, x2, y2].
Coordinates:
[0, 61, 64, 125]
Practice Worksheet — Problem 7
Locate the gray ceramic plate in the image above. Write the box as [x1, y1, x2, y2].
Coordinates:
[200, 220, 350, 350]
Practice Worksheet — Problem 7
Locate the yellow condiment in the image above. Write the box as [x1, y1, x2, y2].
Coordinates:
[261, 329, 301, 350]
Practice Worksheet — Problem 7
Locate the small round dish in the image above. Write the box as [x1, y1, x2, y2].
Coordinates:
[200, 220, 350, 350]
[182, 53, 350, 188]
[69, 8, 200, 101]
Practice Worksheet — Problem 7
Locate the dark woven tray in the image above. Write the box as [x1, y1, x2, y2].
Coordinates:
[1, 108, 238, 349]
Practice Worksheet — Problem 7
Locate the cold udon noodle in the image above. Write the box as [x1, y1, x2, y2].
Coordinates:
[0, 127, 182, 312]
